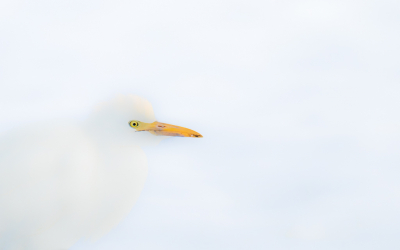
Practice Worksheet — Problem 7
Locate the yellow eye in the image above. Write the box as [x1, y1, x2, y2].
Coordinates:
[129, 121, 139, 127]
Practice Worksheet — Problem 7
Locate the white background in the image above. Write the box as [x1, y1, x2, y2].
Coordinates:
[1, 0, 400, 249]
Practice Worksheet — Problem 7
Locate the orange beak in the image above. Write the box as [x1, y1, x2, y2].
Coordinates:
[134, 121, 203, 138]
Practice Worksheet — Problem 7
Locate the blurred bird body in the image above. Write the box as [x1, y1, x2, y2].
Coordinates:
[0, 95, 201, 250]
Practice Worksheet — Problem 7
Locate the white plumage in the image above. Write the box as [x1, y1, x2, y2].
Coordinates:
[0, 95, 164, 250]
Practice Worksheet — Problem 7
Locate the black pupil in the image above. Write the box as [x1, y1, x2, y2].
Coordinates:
[132, 123, 136, 126]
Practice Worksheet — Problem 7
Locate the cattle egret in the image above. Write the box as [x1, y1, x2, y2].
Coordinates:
[0, 95, 202, 250]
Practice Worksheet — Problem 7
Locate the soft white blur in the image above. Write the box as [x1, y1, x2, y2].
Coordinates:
[1, 0, 400, 249]
[0, 95, 163, 249]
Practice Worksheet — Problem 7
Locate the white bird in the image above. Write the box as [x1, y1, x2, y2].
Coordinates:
[0, 95, 202, 250]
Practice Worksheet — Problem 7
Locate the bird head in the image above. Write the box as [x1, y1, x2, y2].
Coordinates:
[85, 95, 202, 146]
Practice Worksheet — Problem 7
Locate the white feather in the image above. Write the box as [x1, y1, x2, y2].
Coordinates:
[0, 95, 164, 250]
